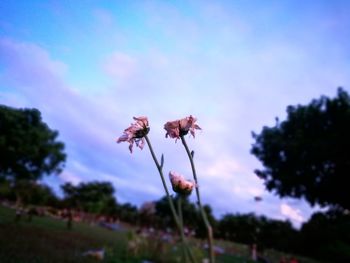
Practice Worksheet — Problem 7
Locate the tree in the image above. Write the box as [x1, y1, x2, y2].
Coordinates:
[218, 213, 258, 244]
[139, 201, 156, 227]
[116, 202, 139, 224]
[299, 209, 350, 263]
[0, 105, 66, 182]
[27, 183, 59, 207]
[61, 181, 117, 215]
[251, 88, 350, 210]
[217, 213, 298, 253]
[0, 179, 15, 201]
[154, 195, 216, 237]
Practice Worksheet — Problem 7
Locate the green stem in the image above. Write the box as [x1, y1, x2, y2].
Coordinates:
[181, 135, 215, 263]
[177, 195, 184, 231]
[144, 135, 195, 263]
[177, 195, 188, 263]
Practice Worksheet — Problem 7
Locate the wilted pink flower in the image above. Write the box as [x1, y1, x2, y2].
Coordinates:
[164, 115, 201, 140]
[117, 116, 149, 153]
[169, 171, 195, 196]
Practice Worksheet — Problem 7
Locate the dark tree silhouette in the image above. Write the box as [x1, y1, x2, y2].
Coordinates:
[217, 213, 298, 252]
[116, 202, 138, 224]
[61, 181, 117, 214]
[0, 105, 66, 205]
[251, 88, 350, 210]
[154, 195, 216, 237]
[14, 182, 58, 206]
[299, 209, 350, 263]
[0, 105, 66, 182]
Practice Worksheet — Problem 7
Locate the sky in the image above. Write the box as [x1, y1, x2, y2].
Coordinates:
[1, 0, 350, 228]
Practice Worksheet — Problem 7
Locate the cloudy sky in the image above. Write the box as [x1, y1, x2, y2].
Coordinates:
[1, 0, 349, 228]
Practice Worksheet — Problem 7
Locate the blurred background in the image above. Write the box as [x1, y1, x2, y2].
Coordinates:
[1, 1, 350, 262]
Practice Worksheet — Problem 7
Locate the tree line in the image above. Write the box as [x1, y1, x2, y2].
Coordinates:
[1, 179, 349, 263]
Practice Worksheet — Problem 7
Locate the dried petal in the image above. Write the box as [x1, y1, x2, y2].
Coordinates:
[164, 115, 201, 140]
[117, 116, 149, 153]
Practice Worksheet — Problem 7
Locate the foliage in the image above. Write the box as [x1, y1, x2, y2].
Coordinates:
[61, 181, 117, 215]
[154, 195, 217, 238]
[218, 213, 259, 244]
[116, 202, 139, 224]
[217, 213, 299, 254]
[251, 88, 350, 210]
[258, 216, 298, 253]
[0, 180, 15, 201]
[154, 195, 175, 227]
[298, 209, 350, 263]
[17, 182, 59, 206]
[0, 105, 66, 182]
[138, 201, 157, 227]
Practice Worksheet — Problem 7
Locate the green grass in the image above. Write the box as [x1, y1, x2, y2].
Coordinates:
[0, 205, 320, 263]
[0, 205, 131, 263]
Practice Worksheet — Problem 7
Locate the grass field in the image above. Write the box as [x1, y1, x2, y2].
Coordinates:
[0, 205, 320, 263]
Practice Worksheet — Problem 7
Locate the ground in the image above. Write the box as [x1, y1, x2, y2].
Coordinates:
[0, 205, 320, 263]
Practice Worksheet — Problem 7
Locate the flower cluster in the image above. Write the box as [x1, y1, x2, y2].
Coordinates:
[117, 115, 200, 197]
[164, 115, 201, 140]
[169, 171, 195, 196]
[117, 115, 214, 262]
[117, 116, 149, 153]
[118, 115, 201, 153]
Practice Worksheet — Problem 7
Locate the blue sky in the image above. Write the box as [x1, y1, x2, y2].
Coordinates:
[1, 0, 350, 228]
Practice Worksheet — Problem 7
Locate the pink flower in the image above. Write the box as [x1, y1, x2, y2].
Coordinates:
[169, 171, 195, 196]
[117, 116, 149, 153]
[164, 115, 201, 140]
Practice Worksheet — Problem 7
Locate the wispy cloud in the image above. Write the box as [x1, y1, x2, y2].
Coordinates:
[103, 52, 137, 80]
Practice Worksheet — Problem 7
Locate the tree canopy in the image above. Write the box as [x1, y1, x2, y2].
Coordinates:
[251, 88, 350, 210]
[217, 213, 297, 252]
[154, 195, 216, 237]
[0, 105, 66, 182]
[299, 209, 350, 263]
[61, 181, 117, 215]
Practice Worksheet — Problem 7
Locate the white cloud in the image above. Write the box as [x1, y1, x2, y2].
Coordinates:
[0, 38, 67, 84]
[280, 203, 305, 224]
[58, 171, 82, 186]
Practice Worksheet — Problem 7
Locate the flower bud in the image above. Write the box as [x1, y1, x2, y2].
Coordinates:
[169, 171, 195, 196]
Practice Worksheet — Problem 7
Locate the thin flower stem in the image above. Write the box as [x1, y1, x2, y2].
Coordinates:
[177, 195, 184, 231]
[177, 195, 188, 263]
[181, 135, 215, 263]
[144, 135, 195, 263]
